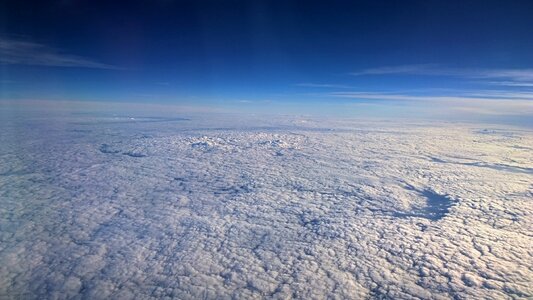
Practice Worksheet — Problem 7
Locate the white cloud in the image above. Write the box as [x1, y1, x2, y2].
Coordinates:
[0, 104, 532, 298]
[350, 64, 533, 85]
[484, 81, 533, 87]
[295, 83, 352, 89]
[330, 91, 533, 116]
[0, 37, 119, 69]
[350, 64, 441, 76]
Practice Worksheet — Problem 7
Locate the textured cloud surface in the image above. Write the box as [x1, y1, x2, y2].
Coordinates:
[0, 109, 532, 299]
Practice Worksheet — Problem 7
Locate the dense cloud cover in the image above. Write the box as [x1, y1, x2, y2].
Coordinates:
[0, 111, 532, 299]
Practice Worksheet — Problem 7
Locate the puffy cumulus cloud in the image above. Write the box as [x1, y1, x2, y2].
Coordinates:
[0, 111, 532, 299]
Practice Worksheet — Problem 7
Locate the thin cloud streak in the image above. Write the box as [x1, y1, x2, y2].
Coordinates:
[330, 91, 533, 116]
[331, 91, 533, 102]
[350, 64, 533, 84]
[350, 64, 441, 76]
[295, 83, 352, 89]
[485, 81, 533, 87]
[0, 38, 120, 69]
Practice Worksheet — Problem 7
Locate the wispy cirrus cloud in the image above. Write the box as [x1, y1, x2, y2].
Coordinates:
[350, 64, 442, 76]
[294, 83, 352, 89]
[331, 91, 533, 102]
[0, 37, 119, 69]
[329, 91, 533, 115]
[350, 64, 533, 86]
[484, 81, 533, 87]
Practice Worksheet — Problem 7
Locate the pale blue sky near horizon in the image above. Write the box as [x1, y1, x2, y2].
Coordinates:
[1, 0, 533, 125]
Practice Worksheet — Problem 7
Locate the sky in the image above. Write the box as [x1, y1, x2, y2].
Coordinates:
[1, 0, 533, 122]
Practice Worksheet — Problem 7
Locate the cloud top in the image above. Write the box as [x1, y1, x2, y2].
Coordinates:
[0, 107, 531, 298]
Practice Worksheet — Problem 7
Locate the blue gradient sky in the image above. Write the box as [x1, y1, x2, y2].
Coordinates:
[1, 0, 533, 123]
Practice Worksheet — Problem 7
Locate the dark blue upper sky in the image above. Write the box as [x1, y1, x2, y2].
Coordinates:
[2, 0, 533, 119]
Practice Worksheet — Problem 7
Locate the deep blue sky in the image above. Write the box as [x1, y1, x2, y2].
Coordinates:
[1, 0, 533, 120]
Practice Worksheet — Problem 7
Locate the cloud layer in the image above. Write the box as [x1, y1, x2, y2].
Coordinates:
[0, 108, 532, 298]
